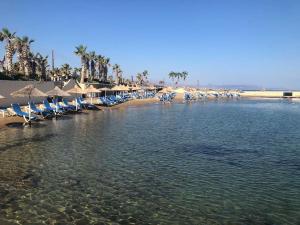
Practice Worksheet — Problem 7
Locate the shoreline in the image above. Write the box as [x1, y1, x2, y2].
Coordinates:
[1, 96, 298, 130]
[0, 98, 160, 130]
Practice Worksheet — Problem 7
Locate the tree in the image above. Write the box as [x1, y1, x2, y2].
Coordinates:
[142, 70, 148, 84]
[136, 73, 142, 85]
[113, 64, 122, 84]
[14, 37, 25, 74]
[103, 57, 110, 82]
[60, 63, 72, 80]
[182, 71, 188, 81]
[20, 36, 34, 76]
[0, 28, 16, 74]
[168, 71, 188, 86]
[50, 67, 61, 81]
[35, 53, 49, 80]
[107, 75, 114, 84]
[168, 71, 176, 83]
[88, 51, 96, 81]
[95, 54, 103, 81]
[74, 45, 88, 83]
[72, 67, 81, 80]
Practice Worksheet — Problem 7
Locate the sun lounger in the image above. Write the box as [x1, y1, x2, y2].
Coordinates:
[62, 99, 77, 111]
[11, 103, 37, 122]
[100, 97, 116, 106]
[29, 102, 53, 118]
[77, 97, 97, 110]
[43, 99, 64, 115]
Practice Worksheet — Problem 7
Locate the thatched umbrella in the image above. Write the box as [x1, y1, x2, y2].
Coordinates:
[99, 87, 111, 97]
[85, 85, 101, 103]
[111, 85, 129, 97]
[67, 86, 87, 110]
[10, 85, 48, 124]
[67, 86, 87, 94]
[46, 86, 71, 113]
[47, 86, 71, 97]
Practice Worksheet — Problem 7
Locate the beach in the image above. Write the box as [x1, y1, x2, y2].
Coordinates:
[0, 98, 160, 129]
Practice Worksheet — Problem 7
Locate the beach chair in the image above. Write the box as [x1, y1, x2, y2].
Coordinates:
[53, 99, 73, 112]
[11, 103, 37, 122]
[43, 99, 64, 115]
[99, 97, 115, 106]
[62, 99, 77, 111]
[77, 97, 98, 110]
[29, 102, 53, 118]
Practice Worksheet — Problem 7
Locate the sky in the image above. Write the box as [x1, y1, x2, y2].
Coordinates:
[0, 0, 300, 89]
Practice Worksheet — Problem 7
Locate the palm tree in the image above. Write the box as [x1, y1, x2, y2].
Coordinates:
[0, 28, 16, 74]
[113, 64, 122, 85]
[136, 73, 143, 85]
[74, 45, 88, 83]
[19, 36, 34, 76]
[14, 37, 25, 74]
[35, 53, 49, 80]
[124, 78, 131, 85]
[60, 63, 72, 80]
[72, 67, 81, 80]
[142, 70, 149, 85]
[168, 71, 188, 86]
[95, 54, 103, 81]
[28, 52, 37, 77]
[50, 67, 61, 81]
[88, 51, 96, 81]
[107, 75, 114, 84]
[168, 71, 176, 83]
[182, 71, 188, 81]
[103, 57, 110, 82]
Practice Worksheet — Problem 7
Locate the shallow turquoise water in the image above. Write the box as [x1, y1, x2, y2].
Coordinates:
[0, 99, 299, 225]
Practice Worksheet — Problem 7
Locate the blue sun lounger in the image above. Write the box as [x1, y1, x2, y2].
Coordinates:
[99, 97, 115, 106]
[29, 102, 53, 118]
[53, 99, 72, 112]
[43, 99, 64, 115]
[11, 103, 37, 122]
[77, 97, 98, 110]
[62, 99, 77, 111]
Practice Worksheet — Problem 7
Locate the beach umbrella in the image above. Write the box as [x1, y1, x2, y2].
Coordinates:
[111, 85, 124, 91]
[46, 86, 71, 113]
[46, 86, 71, 97]
[99, 87, 111, 97]
[85, 85, 101, 104]
[112, 85, 129, 96]
[67, 86, 87, 94]
[67, 86, 87, 110]
[10, 84, 48, 124]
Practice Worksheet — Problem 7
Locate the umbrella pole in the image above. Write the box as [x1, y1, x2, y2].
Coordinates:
[55, 97, 58, 119]
[28, 96, 31, 126]
[75, 92, 78, 111]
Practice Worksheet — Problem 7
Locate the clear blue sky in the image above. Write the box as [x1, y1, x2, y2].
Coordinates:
[1, 0, 300, 89]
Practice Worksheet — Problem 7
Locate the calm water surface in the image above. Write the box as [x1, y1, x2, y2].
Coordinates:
[0, 99, 299, 225]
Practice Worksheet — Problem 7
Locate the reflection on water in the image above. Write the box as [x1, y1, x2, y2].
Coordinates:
[0, 100, 300, 225]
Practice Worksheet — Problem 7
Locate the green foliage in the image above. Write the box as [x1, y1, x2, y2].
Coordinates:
[0, 71, 34, 80]
[168, 71, 189, 84]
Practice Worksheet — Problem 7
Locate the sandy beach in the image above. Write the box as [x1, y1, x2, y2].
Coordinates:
[0, 98, 160, 129]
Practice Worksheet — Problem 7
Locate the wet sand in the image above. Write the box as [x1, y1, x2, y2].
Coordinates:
[96, 98, 160, 110]
[0, 117, 26, 130]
